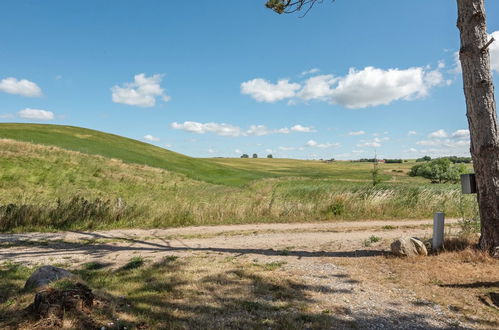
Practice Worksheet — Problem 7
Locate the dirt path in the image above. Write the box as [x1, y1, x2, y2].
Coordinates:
[0, 218, 459, 266]
[2, 218, 478, 329]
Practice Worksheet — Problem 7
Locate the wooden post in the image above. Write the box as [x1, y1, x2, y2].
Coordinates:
[433, 212, 445, 251]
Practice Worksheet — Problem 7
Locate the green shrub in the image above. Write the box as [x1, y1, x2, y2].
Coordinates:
[409, 158, 467, 183]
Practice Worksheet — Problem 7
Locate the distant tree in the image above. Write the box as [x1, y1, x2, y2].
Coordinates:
[240, 154, 249, 158]
[416, 156, 432, 162]
[371, 153, 382, 186]
[384, 159, 403, 164]
[409, 158, 467, 183]
[267, 154, 273, 158]
[252, 153, 258, 158]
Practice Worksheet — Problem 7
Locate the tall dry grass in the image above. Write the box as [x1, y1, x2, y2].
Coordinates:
[0, 139, 477, 231]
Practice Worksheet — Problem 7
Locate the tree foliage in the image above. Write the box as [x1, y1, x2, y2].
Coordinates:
[409, 158, 467, 183]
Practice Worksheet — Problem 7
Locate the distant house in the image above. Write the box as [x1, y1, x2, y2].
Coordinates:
[377, 159, 386, 163]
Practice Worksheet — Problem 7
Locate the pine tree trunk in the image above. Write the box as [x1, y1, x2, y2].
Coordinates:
[457, 0, 499, 255]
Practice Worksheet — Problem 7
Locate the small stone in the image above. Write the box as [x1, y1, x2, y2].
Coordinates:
[391, 237, 428, 257]
[24, 266, 74, 290]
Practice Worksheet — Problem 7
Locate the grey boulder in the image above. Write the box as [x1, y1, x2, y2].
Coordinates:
[24, 265, 74, 290]
[391, 237, 428, 257]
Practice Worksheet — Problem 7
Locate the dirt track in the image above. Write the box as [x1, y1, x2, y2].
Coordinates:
[4, 218, 494, 329]
[0, 218, 458, 267]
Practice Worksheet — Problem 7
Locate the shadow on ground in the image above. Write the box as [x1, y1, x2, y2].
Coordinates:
[0, 257, 467, 329]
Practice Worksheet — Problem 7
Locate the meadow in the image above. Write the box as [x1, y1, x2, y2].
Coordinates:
[0, 124, 477, 232]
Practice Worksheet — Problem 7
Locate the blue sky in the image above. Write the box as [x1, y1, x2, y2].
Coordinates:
[1, 0, 499, 160]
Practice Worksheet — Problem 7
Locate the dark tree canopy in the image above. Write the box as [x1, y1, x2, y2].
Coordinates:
[265, 0, 326, 14]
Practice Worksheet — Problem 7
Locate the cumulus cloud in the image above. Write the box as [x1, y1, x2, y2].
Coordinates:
[240, 78, 300, 103]
[298, 74, 337, 101]
[329, 67, 443, 109]
[290, 124, 315, 132]
[305, 139, 340, 149]
[18, 108, 54, 120]
[414, 128, 470, 156]
[452, 129, 470, 139]
[408, 130, 417, 136]
[0, 77, 42, 97]
[278, 146, 295, 151]
[428, 129, 448, 139]
[111, 73, 170, 107]
[143, 134, 160, 142]
[356, 137, 388, 148]
[243, 65, 445, 109]
[171, 121, 241, 136]
[348, 130, 365, 136]
[171, 121, 314, 137]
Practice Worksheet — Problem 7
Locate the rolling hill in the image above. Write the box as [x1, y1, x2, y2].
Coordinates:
[0, 123, 268, 186]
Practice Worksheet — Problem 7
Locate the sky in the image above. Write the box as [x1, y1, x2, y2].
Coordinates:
[1, 0, 499, 160]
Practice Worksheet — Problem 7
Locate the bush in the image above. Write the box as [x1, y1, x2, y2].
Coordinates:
[416, 156, 432, 162]
[384, 159, 403, 163]
[409, 158, 467, 183]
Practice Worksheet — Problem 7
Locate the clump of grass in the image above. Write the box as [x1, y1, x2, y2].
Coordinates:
[382, 225, 396, 230]
[261, 261, 287, 271]
[121, 256, 144, 270]
[363, 235, 382, 247]
[82, 262, 106, 270]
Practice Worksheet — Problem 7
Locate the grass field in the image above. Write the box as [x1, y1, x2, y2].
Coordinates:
[0, 124, 478, 232]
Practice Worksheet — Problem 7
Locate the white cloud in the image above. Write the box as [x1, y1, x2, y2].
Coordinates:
[171, 121, 314, 137]
[171, 121, 241, 136]
[246, 125, 271, 136]
[235, 149, 242, 154]
[348, 130, 365, 136]
[298, 74, 337, 101]
[301, 68, 320, 76]
[451, 129, 470, 139]
[18, 108, 54, 120]
[356, 137, 387, 148]
[265, 148, 273, 153]
[357, 141, 381, 148]
[278, 146, 295, 151]
[240, 78, 301, 103]
[111, 73, 170, 107]
[207, 148, 216, 154]
[290, 124, 315, 132]
[428, 129, 448, 139]
[0, 113, 15, 119]
[306, 139, 340, 149]
[143, 134, 160, 142]
[164, 143, 173, 148]
[414, 128, 470, 156]
[243, 64, 445, 109]
[489, 31, 499, 73]
[328, 66, 443, 109]
[0, 77, 42, 97]
[408, 130, 417, 136]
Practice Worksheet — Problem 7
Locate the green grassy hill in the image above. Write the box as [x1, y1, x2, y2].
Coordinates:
[0, 123, 267, 186]
[0, 124, 476, 232]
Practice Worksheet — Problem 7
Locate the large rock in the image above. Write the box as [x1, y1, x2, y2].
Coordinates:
[391, 237, 428, 257]
[25, 266, 74, 290]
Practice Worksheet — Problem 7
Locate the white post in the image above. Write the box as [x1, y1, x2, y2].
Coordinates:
[433, 212, 445, 251]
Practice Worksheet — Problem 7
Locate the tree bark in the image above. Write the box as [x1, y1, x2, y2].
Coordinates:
[457, 0, 499, 255]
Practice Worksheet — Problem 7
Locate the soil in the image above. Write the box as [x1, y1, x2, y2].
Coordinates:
[2, 218, 496, 329]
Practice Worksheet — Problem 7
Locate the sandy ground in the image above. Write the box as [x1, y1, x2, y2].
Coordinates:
[0, 218, 458, 267]
[2, 218, 486, 329]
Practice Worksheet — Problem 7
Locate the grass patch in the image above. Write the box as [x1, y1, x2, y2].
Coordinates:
[120, 256, 144, 270]
[363, 235, 382, 247]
